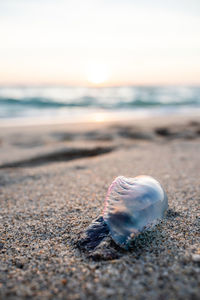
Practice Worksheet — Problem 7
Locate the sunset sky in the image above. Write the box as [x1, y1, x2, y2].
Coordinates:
[0, 0, 200, 86]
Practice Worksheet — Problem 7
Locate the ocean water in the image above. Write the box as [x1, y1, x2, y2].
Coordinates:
[0, 86, 200, 125]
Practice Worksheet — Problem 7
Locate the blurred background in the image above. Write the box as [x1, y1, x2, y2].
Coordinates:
[0, 0, 200, 125]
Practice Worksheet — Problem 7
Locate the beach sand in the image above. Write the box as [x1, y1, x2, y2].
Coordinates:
[0, 115, 200, 299]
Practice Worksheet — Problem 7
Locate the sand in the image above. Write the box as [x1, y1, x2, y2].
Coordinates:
[0, 115, 200, 299]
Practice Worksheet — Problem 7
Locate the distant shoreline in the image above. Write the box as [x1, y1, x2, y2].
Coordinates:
[0, 106, 200, 128]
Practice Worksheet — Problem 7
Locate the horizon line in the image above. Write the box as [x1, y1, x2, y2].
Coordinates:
[0, 83, 200, 88]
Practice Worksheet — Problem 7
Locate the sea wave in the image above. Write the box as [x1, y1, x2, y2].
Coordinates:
[0, 86, 200, 119]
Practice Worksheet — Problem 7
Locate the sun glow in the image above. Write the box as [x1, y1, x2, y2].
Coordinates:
[85, 63, 110, 85]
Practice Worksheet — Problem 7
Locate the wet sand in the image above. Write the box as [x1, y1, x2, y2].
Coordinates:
[0, 115, 200, 299]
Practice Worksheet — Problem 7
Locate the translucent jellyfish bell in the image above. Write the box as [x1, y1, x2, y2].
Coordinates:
[103, 175, 168, 248]
[78, 175, 168, 254]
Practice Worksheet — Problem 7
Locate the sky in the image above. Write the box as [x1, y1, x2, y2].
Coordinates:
[0, 0, 200, 86]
